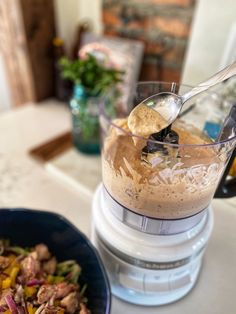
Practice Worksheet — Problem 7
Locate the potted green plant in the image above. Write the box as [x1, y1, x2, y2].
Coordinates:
[60, 54, 124, 154]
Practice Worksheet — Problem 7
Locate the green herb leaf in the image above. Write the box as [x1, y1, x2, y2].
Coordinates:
[59, 54, 124, 95]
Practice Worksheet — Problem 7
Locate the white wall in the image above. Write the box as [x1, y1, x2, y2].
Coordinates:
[54, 0, 79, 54]
[0, 53, 13, 112]
[54, 0, 102, 53]
[79, 0, 102, 34]
[182, 0, 236, 85]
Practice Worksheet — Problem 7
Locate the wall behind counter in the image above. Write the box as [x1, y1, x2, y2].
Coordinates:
[182, 0, 236, 85]
[54, 0, 103, 54]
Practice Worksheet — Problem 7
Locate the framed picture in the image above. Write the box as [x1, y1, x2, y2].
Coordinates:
[80, 32, 144, 114]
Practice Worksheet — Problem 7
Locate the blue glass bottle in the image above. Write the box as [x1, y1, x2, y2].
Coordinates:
[70, 84, 100, 154]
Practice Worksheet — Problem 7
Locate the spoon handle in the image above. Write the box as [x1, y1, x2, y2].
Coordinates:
[182, 61, 236, 103]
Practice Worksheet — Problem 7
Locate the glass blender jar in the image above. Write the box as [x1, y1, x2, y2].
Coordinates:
[92, 82, 236, 305]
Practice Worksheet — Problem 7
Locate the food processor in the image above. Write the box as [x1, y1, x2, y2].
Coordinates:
[92, 82, 236, 305]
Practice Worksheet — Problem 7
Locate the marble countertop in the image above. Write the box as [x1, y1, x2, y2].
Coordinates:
[1, 101, 236, 314]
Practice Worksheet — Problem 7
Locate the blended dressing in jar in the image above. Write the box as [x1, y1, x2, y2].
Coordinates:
[102, 104, 225, 219]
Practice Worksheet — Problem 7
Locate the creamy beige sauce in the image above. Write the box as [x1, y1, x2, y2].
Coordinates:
[127, 103, 168, 138]
[102, 116, 225, 219]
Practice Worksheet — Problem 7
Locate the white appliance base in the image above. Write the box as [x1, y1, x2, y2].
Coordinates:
[92, 184, 213, 306]
[111, 267, 200, 306]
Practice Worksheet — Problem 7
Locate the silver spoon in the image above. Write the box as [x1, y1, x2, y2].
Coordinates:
[143, 61, 236, 128]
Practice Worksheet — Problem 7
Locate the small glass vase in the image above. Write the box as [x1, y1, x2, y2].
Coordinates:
[70, 84, 101, 154]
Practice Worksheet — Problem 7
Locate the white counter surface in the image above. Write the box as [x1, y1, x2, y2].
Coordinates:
[1, 101, 236, 314]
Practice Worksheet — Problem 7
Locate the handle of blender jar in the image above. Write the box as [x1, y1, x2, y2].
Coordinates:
[215, 147, 236, 198]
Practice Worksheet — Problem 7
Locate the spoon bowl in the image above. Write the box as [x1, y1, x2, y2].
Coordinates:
[143, 91, 183, 126]
[144, 61, 236, 129]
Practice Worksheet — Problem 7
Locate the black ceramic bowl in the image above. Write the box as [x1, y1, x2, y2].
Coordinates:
[0, 208, 111, 314]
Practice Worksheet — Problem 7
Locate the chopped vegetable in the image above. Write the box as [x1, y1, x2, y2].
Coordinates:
[10, 266, 20, 286]
[57, 261, 81, 284]
[4, 294, 17, 314]
[26, 279, 44, 287]
[27, 304, 37, 314]
[2, 277, 11, 289]
[24, 286, 37, 298]
[0, 240, 91, 314]
[8, 246, 29, 256]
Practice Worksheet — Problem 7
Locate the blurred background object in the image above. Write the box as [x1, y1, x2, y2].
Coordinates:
[53, 37, 73, 101]
[0, 0, 197, 111]
[60, 52, 124, 154]
[20, 0, 56, 101]
[72, 20, 92, 59]
[0, 0, 37, 109]
[0, 0, 56, 108]
[1, 0, 236, 111]
[102, 0, 196, 83]
[80, 33, 144, 114]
